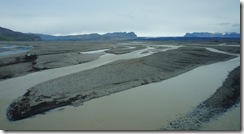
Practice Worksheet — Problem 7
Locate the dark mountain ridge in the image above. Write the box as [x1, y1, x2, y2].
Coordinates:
[0, 27, 41, 41]
[37, 32, 137, 41]
[184, 32, 240, 38]
[0, 26, 240, 41]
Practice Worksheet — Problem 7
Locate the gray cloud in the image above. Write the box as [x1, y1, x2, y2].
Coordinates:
[0, 0, 240, 36]
[215, 22, 231, 25]
[117, 14, 135, 19]
[232, 24, 240, 27]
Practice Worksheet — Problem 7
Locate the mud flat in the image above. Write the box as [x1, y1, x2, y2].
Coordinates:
[6, 47, 236, 121]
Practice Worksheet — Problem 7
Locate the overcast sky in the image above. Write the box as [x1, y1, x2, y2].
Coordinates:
[0, 0, 240, 36]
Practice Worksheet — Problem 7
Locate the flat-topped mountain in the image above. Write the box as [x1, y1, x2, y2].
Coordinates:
[0, 26, 137, 41]
[37, 32, 137, 41]
[184, 32, 240, 38]
[0, 27, 41, 41]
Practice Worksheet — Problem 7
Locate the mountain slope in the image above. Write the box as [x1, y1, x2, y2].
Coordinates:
[0, 27, 41, 41]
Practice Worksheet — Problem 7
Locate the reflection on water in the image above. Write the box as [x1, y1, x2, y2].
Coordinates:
[0, 44, 33, 56]
[0, 56, 239, 130]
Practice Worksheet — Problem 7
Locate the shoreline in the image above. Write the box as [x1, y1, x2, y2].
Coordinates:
[163, 66, 240, 130]
[6, 47, 236, 121]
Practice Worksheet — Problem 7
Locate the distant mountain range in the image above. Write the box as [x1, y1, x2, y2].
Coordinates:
[184, 32, 240, 38]
[0, 27, 41, 41]
[37, 32, 137, 41]
[0, 26, 240, 41]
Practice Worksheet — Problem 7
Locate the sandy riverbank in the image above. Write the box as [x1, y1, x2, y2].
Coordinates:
[6, 46, 236, 121]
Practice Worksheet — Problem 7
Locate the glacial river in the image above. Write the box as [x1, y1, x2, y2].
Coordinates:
[0, 45, 240, 130]
[0, 44, 33, 56]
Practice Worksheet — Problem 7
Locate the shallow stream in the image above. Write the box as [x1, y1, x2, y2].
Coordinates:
[0, 44, 33, 56]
